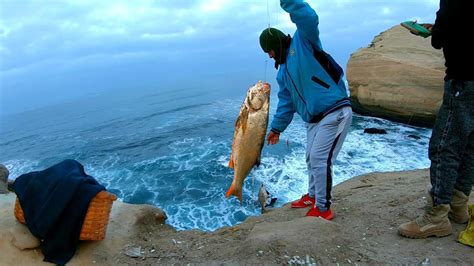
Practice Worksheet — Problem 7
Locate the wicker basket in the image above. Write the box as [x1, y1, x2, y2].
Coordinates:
[14, 191, 117, 240]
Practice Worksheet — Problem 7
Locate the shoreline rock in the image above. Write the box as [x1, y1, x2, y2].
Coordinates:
[0, 164, 9, 194]
[1, 169, 473, 265]
[347, 25, 445, 128]
[364, 128, 387, 134]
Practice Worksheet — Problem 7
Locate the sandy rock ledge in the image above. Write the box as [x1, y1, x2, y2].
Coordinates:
[1, 169, 473, 265]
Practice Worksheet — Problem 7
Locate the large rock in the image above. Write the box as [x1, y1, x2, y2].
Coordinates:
[9, 224, 41, 250]
[347, 25, 445, 127]
[0, 164, 9, 194]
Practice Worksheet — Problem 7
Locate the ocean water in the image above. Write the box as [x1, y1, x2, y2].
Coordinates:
[0, 86, 432, 231]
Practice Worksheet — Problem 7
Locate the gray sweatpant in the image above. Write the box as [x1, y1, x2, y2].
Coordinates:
[306, 106, 352, 210]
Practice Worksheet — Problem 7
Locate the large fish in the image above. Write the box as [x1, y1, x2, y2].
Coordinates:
[226, 81, 270, 202]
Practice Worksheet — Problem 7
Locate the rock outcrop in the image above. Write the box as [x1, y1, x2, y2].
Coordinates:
[347, 25, 445, 127]
[1, 169, 473, 265]
[0, 164, 9, 194]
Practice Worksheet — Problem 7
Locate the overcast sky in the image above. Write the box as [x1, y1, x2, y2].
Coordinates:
[0, 0, 439, 115]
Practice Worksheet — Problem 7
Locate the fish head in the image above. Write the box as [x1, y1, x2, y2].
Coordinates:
[246, 81, 270, 110]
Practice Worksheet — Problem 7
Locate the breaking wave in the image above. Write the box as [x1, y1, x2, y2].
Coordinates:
[0, 88, 431, 231]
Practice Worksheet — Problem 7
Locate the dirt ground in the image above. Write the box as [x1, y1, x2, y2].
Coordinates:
[1, 169, 473, 265]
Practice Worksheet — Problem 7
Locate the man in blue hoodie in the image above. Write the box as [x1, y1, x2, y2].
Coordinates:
[260, 0, 352, 220]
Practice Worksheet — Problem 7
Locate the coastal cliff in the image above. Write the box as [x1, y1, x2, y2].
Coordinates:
[346, 25, 445, 127]
[1, 169, 473, 265]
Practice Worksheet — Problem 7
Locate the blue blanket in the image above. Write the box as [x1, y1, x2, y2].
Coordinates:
[13, 159, 105, 265]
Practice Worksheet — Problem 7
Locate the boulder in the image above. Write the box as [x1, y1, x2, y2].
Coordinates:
[364, 128, 387, 134]
[9, 224, 41, 250]
[346, 25, 445, 127]
[0, 164, 9, 194]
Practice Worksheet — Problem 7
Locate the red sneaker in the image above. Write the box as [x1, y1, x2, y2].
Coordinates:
[291, 193, 315, 208]
[306, 206, 334, 220]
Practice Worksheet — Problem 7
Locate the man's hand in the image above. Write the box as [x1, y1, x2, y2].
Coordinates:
[266, 131, 280, 145]
[401, 21, 432, 37]
[420, 23, 433, 31]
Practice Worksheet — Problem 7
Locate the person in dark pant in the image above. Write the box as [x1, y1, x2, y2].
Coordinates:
[399, 0, 474, 238]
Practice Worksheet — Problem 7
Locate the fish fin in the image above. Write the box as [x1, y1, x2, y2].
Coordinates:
[228, 154, 234, 169]
[225, 183, 243, 203]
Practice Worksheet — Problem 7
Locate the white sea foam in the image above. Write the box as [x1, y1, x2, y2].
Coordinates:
[2, 94, 432, 232]
[3, 159, 41, 179]
[98, 113, 430, 231]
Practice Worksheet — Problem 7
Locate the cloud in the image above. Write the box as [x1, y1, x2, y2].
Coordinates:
[200, 0, 230, 13]
[382, 7, 392, 15]
[0, 1, 264, 72]
[0, 0, 439, 72]
[141, 27, 197, 40]
[0, 0, 440, 114]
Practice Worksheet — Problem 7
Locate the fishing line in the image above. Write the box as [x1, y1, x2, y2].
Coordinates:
[266, 0, 271, 29]
[252, 172, 256, 210]
[255, 0, 277, 211]
[254, 0, 274, 211]
[263, 0, 272, 83]
[274, 0, 279, 27]
[264, 60, 268, 84]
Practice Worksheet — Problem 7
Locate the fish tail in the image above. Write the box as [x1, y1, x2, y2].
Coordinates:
[225, 183, 243, 203]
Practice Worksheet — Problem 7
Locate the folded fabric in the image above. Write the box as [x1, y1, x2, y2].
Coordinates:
[458, 204, 474, 248]
[13, 159, 105, 265]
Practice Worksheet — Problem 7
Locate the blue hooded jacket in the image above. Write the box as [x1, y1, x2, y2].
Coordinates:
[271, 0, 351, 133]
